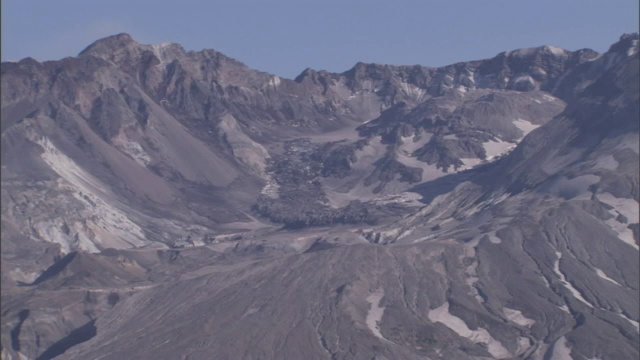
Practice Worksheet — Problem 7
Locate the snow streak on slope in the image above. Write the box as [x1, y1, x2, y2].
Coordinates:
[619, 312, 640, 333]
[553, 251, 593, 308]
[428, 301, 511, 359]
[594, 268, 622, 286]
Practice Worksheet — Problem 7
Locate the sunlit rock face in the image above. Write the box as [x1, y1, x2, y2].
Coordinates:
[1, 33, 638, 360]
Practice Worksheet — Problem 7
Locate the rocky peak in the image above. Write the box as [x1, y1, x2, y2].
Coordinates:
[550, 33, 638, 102]
[343, 62, 396, 84]
[608, 32, 640, 57]
[473, 44, 599, 93]
[503, 45, 569, 59]
[293, 67, 318, 83]
[78, 33, 186, 75]
[78, 33, 139, 58]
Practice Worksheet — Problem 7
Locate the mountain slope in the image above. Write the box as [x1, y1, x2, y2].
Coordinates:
[1, 33, 638, 360]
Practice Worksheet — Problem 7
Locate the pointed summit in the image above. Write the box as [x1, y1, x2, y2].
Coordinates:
[608, 32, 640, 57]
[78, 33, 138, 57]
[78, 33, 186, 70]
[77, 32, 148, 68]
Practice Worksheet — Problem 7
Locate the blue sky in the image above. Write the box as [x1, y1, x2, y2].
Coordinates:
[2, 0, 638, 79]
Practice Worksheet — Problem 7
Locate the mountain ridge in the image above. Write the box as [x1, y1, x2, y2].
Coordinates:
[1, 32, 638, 360]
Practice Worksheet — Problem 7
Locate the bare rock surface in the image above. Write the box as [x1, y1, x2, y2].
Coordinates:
[1, 33, 638, 359]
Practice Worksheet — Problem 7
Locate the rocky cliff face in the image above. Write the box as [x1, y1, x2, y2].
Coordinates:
[1, 33, 638, 360]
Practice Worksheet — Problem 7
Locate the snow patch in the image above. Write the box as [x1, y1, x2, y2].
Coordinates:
[465, 68, 476, 84]
[456, 138, 517, 172]
[615, 132, 639, 154]
[514, 75, 534, 85]
[540, 275, 550, 288]
[553, 251, 593, 308]
[503, 307, 536, 327]
[151, 42, 173, 51]
[148, 42, 176, 66]
[428, 301, 511, 359]
[618, 312, 640, 332]
[594, 155, 619, 170]
[398, 134, 431, 155]
[532, 67, 548, 77]
[513, 119, 540, 139]
[398, 82, 426, 100]
[461, 237, 484, 303]
[241, 307, 260, 318]
[488, 234, 502, 244]
[598, 192, 639, 250]
[594, 268, 622, 286]
[483, 138, 516, 160]
[546, 45, 567, 57]
[628, 39, 639, 56]
[366, 289, 389, 341]
[460, 158, 483, 169]
[484, 231, 502, 244]
[268, 76, 281, 87]
[396, 153, 445, 182]
[550, 336, 573, 360]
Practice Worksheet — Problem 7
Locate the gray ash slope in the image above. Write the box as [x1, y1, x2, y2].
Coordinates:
[1, 33, 638, 360]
